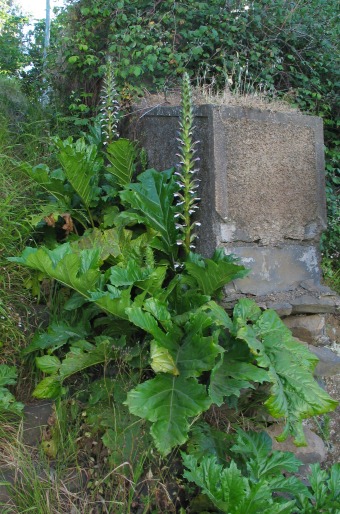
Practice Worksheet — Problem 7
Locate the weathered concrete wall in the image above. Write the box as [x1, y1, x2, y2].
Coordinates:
[127, 104, 329, 299]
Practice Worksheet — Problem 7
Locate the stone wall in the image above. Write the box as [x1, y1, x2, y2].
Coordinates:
[127, 104, 339, 316]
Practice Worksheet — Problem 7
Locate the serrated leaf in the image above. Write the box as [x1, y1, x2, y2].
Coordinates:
[33, 376, 62, 399]
[187, 421, 233, 464]
[9, 244, 101, 297]
[236, 308, 338, 444]
[126, 306, 170, 347]
[21, 162, 67, 202]
[109, 260, 151, 286]
[240, 441, 302, 481]
[182, 455, 247, 512]
[59, 339, 114, 380]
[177, 332, 220, 378]
[0, 387, 24, 415]
[89, 288, 131, 320]
[120, 168, 179, 261]
[268, 475, 310, 498]
[36, 356, 61, 374]
[231, 430, 272, 461]
[126, 375, 211, 455]
[74, 227, 121, 260]
[185, 254, 248, 296]
[106, 139, 136, 187]
[201, 300, 233, 330]
[0, 365, 17, 387]
[209, 358, 268, 406]
[144, 298, 171, 324]
[22, 321, 90, 355]
[55, 137, 102, 209]
[232, 299, 262, 331]
[182, 453, 296, 514]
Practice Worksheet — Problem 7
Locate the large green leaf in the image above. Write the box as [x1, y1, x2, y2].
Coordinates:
[55, 137, 102, 209]
[235, 306, 338, 444]
[33, 339, 116, 399]
[182, 454, 296, 514]
[9, 244, 101, 296]
[187, 421, 233, 465]
[20, 162, 67, 203]
[109, 260, 154, 286]
[209, 357, 268, 406]
[126, 306, 173, 348]
[106, 138, 136, 187]
[0, 365, 18, 387]
[126, 375, 211, 455]
[22, 321, 90, 355]
[74, 227, 121, 260]
[185, 251, 248, 296]
[176, 331, 220, 378]
[0, 387, 24, 415]
[231, 430, 302, 481]
[9, 244, 133, 319]
[120, 168, 179, 261]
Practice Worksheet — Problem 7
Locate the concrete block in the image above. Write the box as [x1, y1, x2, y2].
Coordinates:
[127, 104, 327, 295]
[225, 245, 321, 295]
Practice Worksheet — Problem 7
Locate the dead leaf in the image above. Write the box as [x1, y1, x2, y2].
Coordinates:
[61, 212, 74, 235]
[44, 214, 56, 227]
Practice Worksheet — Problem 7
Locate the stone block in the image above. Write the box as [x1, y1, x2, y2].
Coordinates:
[308, 345, 340, 377]
[267, 424, 326, 465]
[127, 104, 326, 295]
[291, 295, 338, 314]
[23, 401, 53, 446]
[225, 245, 321, 295]
[283, 315, 326, 344]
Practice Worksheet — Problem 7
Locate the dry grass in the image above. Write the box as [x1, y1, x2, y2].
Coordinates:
[135, 84, 299, 114]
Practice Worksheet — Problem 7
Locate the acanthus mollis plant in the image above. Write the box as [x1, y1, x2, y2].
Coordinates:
[174, 72, 201, 255]
[10, 72, 338, 459]
[99, 57, 120, 145]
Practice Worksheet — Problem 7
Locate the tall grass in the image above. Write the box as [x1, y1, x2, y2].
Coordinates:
[0, 77, 48, 366]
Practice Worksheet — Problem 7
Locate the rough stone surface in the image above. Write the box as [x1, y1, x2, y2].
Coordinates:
[128, 104, 326, 296]
[267, 424, 326, 464]
[23, 401, 53, 446]
[283, 314, 326, 343]
[225, 245, 321, 295]
[291, 295, 338, 314]
[308, 345, 340, 377]
[265, 302, 293, 316]
[326, 314, 340, 343]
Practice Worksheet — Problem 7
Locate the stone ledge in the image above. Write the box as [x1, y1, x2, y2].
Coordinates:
[223, 281, 339, 316]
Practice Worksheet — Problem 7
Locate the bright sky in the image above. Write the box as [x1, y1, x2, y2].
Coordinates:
[17, 0, 66, 21]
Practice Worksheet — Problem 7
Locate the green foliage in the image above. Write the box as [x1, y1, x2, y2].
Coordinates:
[184, 426, 340, 514]
[185, 457, 298, 514]
[229, 303, 337, 445]
[182, 428, 308, 513]
[295, 462, 340, 513]
[0, 364, 24, 415]
[41, 0, 338, 262]
[9, 73, 337, 468]
[120, 167, 179, 263]
[0, 1, 28, 76]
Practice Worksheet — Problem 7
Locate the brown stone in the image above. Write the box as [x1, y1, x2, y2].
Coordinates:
[283, 314, 325, 343]
[267, 424, 326, 464]
[326, 314, 340, 343]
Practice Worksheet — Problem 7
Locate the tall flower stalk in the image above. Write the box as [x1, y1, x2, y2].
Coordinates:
[99, 57, 120, 145]
[175, 72, 201, 255]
